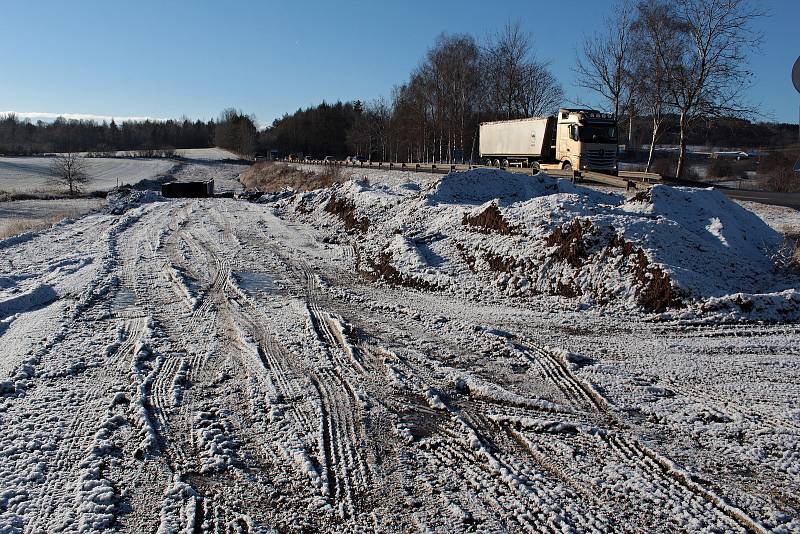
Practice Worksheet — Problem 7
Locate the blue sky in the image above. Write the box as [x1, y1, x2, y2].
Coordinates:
[1, 0, 798, 127]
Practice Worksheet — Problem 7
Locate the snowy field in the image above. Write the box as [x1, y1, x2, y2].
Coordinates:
[170, 160, 249, 194]
[0, 149, 242, 194]
[0, 162, 798, 532]
[175, 147, 243, 161]
[0, 157, 177, 193]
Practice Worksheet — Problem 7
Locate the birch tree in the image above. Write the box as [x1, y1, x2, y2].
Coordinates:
[666, 0, 763, 178]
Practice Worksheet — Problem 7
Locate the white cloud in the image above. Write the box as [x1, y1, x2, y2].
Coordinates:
[0, 111, 167, 123]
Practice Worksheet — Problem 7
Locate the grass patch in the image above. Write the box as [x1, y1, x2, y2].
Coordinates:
[777, 229, 800, 273]
[0, 213, 72, 239]
[0, 189, 108, 201]
[240, 162, 341, 192]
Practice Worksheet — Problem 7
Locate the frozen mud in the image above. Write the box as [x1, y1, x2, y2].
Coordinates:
[0, 164, 797, 532]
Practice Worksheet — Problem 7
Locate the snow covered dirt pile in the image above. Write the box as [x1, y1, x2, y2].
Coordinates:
[277, 169, 799, 318]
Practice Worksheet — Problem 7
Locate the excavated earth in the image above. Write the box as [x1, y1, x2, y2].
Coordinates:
[0, 163, 798, 533]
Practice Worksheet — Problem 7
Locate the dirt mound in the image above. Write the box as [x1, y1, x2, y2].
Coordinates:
[427, 168, 613, 206]
[324, 194, 369, 232]
[274, 169, 800, 320]
[463, 203, 513, 234]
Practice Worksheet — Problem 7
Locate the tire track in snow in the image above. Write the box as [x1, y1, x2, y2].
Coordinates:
[297, 260, 378, 516]
[513, 342, 608, 414]
[25, 319, 146, 533]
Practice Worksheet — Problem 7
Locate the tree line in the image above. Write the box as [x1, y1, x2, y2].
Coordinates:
[0, 114, 215, 155]
[0, 109, 258, 158]
[2, 0, 779, 180]
[576, 0, 765, 176]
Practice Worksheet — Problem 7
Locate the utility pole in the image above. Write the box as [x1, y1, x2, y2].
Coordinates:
[793, 56, 800, 142]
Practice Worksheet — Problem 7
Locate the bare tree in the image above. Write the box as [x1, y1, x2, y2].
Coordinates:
[574, 0, 634, 119]
[480, 22, 563, 123]
[215, 108, 257, 157]
[518, 60, 564, 118]
[49, 152, 90, 196]
[482, 22, 533, 119]
[665, 0, 764, 178]
[632, 1, 679, 172]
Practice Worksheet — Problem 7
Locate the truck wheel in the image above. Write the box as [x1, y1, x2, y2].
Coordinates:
[493, 159, 500, 167]
[501, 159, 509, 168]
[563, 161, 572, 171]
[483, 158, 492, 166]
[531, 162, 540, 173]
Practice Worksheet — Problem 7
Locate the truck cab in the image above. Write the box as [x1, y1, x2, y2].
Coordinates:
[555, 108, 618, 174]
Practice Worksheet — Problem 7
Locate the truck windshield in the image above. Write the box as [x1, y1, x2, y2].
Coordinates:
[579, 125, 617, 143]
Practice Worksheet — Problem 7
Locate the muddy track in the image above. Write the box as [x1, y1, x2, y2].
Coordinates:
[2, 193, 794, 533]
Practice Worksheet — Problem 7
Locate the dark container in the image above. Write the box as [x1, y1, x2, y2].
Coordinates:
[161, 180, 214, 198]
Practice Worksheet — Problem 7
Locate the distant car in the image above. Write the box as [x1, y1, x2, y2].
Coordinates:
[303, 156, 312, 162]
[323, 156, 334, 163]
[710, 151, 749, 160]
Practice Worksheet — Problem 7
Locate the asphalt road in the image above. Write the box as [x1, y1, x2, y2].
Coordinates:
[718, 189, 800, 209]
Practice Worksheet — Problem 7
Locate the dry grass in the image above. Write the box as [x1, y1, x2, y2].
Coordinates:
[0, 190, 61, 202]
[0, 189, 107, 201]
[758, 148, 800, 193]
[240, 162, 341, 192]
[0, 213, 70, 239]
[782, 229, 800, 272]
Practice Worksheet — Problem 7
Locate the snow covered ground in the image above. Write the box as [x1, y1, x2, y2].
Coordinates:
[170, 160, 248, 194]
[0, 149, 243, 195]
[175, 147, 243, 161]
[0, 157, 177, 193]
[0, 163, 798, 532]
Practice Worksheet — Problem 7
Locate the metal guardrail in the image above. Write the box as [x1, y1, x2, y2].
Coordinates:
[581, 171, 639, 190]
[619, 170, 662, 182]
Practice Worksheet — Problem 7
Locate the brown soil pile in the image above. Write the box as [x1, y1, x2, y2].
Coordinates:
[363, 253, 438, 290]
[462, 203, 513, 234]
[324, 194, 369, 232]
[545, 219, 594, 268]
[631, 249, 676, 313]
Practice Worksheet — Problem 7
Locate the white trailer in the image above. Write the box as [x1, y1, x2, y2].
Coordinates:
[479, 117, 554, 162]
[479, 108, 618, 173]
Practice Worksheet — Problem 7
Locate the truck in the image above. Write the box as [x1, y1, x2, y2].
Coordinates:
[479, 108, 618, 174]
